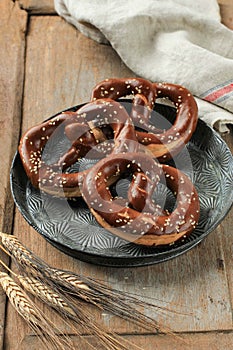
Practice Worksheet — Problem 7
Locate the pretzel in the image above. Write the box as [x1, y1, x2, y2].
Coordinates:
[91, 78, 198, 161]
[19, 99, 138, 197]
[18, 78, 200, 246]
[82, 152, 200, 246]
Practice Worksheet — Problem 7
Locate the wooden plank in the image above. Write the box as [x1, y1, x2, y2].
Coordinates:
[15, 331, 233, 350]
[21, 16, 135, 123]
[218, 132, 233, 311]
[17, 0, 55, 14]
[218, 2, 233, 29]
[0, 1, 27, 349]
[0, 0, 27, 232]
[4, 14, 233, 350]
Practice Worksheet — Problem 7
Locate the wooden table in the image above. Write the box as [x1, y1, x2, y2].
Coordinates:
[1, 1, 233, 349]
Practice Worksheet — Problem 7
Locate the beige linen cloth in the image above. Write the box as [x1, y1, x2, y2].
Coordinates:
[54, 0, 233, 133]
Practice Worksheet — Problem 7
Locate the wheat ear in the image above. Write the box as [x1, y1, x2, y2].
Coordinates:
[0, 233, 140, 350]
[0, 272, 75, 350]
[0, 232, 159, 330]
[0, 232, 181, 338]
[18, 274, 133, 350]
[18, 275, 76, 315]
[0, 254, 138, 350]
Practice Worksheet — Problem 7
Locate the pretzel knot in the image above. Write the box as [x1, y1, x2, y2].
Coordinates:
[92, 78, 198, 161]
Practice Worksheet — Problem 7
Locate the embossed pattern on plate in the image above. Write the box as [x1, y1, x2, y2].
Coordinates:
[10, 102, 233, 267]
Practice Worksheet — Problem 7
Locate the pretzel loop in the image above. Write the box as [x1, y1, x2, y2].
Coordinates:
[82, 152, 200, 246]
[92, 78, 198, 161]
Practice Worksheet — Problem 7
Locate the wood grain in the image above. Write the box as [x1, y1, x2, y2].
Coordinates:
[16, 0, 233, 32]
[218, 131, 233, 313]
[0, 1, 27, 349]
[3, 14, 233, 349]
[18, 331, 233, 350]
[218, 1, 233, 29]
[17, 0, 55, 14]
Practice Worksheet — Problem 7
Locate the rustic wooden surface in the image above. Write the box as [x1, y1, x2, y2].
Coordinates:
[1, 1, 233, 349]
[0, 1, 27, 349]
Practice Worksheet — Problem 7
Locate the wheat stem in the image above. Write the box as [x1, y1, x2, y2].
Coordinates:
[17, 274, 132, 350]
[0, 232, 184, 344]
[17, 275, 101, 350]
[0, 233, 137, 349]
[0, 241, 11, 257]
[0, 272, 75, 350]
[0, 258, 17, 277]
[0, 232, 163, 331]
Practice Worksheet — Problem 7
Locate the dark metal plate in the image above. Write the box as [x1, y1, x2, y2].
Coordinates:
[10, 102, 233, 267]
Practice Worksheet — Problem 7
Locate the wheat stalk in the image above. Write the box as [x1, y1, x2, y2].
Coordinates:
[0, 272, 74, 350]
[0, 232, 161, 330]
[0, 233, 38, 270]
[18, 275, 76, 315]
[0, 233, 142, 349]
[0, 232, 183, 340]
[18, 274, 133, 350]
[48, 269, 163, 331]
[0, 251, 137, 350]
[0, 260, 138, 350]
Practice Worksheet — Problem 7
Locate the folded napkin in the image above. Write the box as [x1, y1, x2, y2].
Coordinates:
[54, 0, 233, 132]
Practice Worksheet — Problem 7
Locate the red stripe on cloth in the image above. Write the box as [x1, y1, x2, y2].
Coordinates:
[204, 83, 233, 102]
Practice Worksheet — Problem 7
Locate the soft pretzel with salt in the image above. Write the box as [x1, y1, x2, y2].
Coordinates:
[82, 152, 200, 246]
